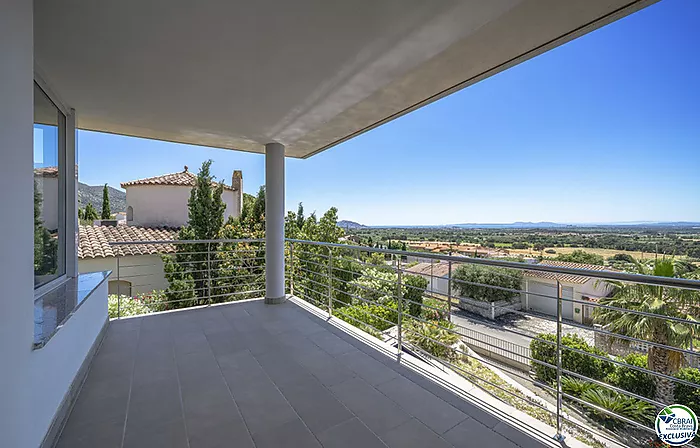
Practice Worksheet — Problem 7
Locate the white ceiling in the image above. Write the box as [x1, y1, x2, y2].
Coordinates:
[34, 0, 653, 158]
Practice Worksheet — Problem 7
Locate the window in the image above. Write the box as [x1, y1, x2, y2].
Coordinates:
[126, 205, 133, 222]
[34, 82, 66, 288]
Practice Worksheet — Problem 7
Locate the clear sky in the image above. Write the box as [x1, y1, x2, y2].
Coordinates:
[78, 0, 700, 226]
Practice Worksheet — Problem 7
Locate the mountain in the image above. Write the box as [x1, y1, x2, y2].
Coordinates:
[454, 221, 570, 229]
[78, 183, 127, 213]
[338, 220, 366, 230]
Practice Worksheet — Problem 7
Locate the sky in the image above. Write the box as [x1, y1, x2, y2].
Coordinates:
[78, 0, 700, 226]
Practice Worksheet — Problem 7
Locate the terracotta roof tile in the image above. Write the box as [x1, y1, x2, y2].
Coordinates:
[34, 166, 59, 178]
[78, 225, 179, 259]
[524, 260, 609, 284]
[120, 168, 236, 191]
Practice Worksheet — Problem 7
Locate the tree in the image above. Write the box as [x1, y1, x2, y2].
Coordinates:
[83, 203, 99, 222]
[296, 202, 305, 230]
[164, 160, 226, 306]
[101, 184, 111, 219]
[34, 181, 57, 277]
[556, 250, 604, 266]
[594, 259, 699, 405]
[452, 265, 523, 302]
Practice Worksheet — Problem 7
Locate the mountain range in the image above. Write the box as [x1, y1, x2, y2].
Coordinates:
[78, 183, 126, 213]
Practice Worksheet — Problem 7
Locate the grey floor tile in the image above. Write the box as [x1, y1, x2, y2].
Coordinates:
[379, 418, 453, 448]
[123, 418, 188, 448]
[252, 418, 322, 448]
[493, 421, 548, 448]
[278, 376, 354, 434]
[232, 377, 299, 435]
[296, 349, 357, 387]
[442, 418, 519, 448]
[330, 378, 412, 434]
[317, 418, 387, 448]
[308, 330, 357, 356]
[186, 404, 254, 448]
[376, 375, 467, 434]
[56, 415, 124, 448]
[254, 350, 316, 387]
[336, 350, 400, 386]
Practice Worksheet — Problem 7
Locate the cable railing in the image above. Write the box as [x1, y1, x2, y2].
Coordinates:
[287, 239, 700, 448]
[105, 237, 700, 447]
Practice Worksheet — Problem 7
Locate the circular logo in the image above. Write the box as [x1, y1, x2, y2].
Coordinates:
[656, 405, 698, 446]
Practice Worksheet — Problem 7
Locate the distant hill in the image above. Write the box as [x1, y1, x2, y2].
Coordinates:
[454, 221, 570, 229]
[78, 183, 127, 213]
[338, 220, 365, 230]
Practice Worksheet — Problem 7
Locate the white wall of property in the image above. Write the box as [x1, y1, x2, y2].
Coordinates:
[126, 184, 240, 227]
[0, 2, 34, 446]
[30, 281, 108, 448]
[79, 254, 168, 295]
[522, 278, 609, 323]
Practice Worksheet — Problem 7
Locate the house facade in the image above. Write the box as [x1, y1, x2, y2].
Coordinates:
[123, 167, 243, 228]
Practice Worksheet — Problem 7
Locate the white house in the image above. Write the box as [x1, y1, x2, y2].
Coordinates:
[406, 261, 453, 297]
[122, 167, 243, 228]
[522, 260, 613, 324]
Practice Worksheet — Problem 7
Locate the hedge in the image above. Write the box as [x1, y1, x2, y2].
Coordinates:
[530, 334, 613, 384]
[333, 301, 398, 336]
[451, 264, 523, 302]
[675, 367, 700, 412]
[605, 353, 655, 400]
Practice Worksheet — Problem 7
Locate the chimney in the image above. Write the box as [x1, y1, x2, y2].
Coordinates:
[232, 170, 243, 217]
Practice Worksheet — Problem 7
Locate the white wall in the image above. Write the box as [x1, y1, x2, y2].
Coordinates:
[0, 2, 34, 446]
[30, 281, 108, 448]
[127, 184, 239, 228]
[79, 254, 168, 295]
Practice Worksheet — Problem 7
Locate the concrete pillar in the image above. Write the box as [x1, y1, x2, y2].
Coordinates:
[265, 143, 286, 304]
[0, 1, 34, 446]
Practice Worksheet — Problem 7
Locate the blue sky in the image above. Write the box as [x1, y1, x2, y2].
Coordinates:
[78, 0, 700, 226]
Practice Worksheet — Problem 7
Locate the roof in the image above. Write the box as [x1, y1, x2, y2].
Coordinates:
[406, 262, 454, 278]
[34, 1, 647, 158]
[78, 225, 179, 259]
[120, 167, 236, 191]
[34, 167, 59, 178]
[524, 260, 609, 285]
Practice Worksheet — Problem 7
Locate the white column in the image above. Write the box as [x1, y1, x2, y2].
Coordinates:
[265, 142, 286, 304]
[0, 1, 34, 446]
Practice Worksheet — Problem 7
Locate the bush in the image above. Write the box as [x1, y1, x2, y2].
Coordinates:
[605, 353, 656, 400]
[580, 388, 655, 427]
[674, 367, 700, 411]
[530, 334, 614, 384]
[556, 250, 604, 266]
[333, 301, 398, 336]
[403, 319, 460, 362]
[422, 297, 449, 321]
[562, 376, 598, 396]
[108, 294, 149, 318]
[545, 249, 557, 254]
[452, 265, 523, 302]
[403, 274, 428, 317]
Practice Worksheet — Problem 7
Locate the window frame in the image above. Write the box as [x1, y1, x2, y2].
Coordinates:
[33, 74, 77, 297]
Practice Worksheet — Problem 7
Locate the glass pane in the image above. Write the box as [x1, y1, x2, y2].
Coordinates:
[34, 83, 65, 287]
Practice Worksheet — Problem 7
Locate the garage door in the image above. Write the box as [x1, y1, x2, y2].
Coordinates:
[526, 281, 574, 320]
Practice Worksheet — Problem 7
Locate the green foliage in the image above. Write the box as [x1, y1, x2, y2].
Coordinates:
[579, 388, 655, 427]
[101, 184, 111, 219]
[366, 252, 388, 267]
[674, 367, 700, 411]
[34, 181, 58, 278]
[349, 266, 399, 305]
[422, 297, 449, 321]
[83, 203, 99, 221]
[451, 265, 522, 302]
[605, 353, 656, 400]
[403, 274, 428, 317]
[609, 253, 635, 263]
[333, 301, 398, 336]
[556, 250, 605, 265]
[108, 295, 149, 318]
[403, 319, 460, 362]
[545, 249, 557, 254]
[530, 334, 613, 384]
[561, 376, 598, 396]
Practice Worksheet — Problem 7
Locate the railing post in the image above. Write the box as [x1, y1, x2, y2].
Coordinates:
[327, 247, 333, 317]
[555, 280, 565, 442]
[396, 254, 403, 361]
[290, 242, 295, 297]
[447, 256, 453, 323]
[207, 242, 212, 305]
[116, 255, 121, 319]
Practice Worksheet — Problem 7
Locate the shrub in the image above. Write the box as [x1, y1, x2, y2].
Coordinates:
[605, 353, 656, 400]
[562, 376, 598, 396]
[580, 388, 655, 427]
[452, 265, 523, 302]
[545, 249, 557, 254]
[422, 297, 449, 321]
[530, 334, 614, 384]
[333, 301, 398, 336]
[108, 294, 149, 318]
[403, 319, 460, 362]
[674, 367, 700, 411]
[403, 274, 428, 317]
[556, 250, 605, 266]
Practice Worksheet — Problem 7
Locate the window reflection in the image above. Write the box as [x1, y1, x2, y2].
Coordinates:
[34, 83, 65, 287]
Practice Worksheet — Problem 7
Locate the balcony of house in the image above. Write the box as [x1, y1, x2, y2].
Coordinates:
[56, 239, 700, 448]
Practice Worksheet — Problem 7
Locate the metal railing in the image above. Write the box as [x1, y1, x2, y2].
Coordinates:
[106, 237, 700, 447]
[287, 239, 700, 447]
[109, 239, 265, 318]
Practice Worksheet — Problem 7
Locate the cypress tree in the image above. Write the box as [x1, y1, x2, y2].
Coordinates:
[101, 184, 111, 219]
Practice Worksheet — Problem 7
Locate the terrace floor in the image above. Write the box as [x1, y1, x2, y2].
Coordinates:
[56, 298, 550, 448]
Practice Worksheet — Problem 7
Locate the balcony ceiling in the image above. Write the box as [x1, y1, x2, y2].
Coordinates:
[34, 0, 651, 158]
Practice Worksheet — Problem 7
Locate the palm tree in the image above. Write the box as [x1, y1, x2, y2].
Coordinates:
[594, 259, 698, 405]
